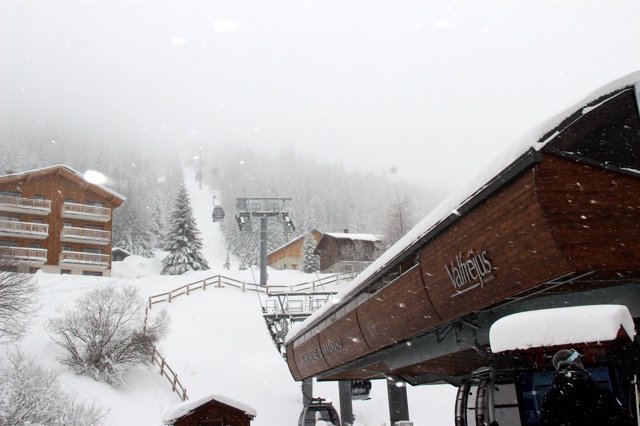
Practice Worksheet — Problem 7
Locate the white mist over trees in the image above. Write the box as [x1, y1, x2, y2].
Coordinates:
[203, 144, 432, 265]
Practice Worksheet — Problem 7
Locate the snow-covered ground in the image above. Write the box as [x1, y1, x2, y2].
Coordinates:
[2, 169, 456, 426]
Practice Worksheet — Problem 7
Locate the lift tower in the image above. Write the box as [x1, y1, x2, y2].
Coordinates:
[234, 197, 295, 287]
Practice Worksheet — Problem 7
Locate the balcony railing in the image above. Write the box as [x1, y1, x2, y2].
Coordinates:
[0, 246, 48, 265]
[61, 202, 111, 222]
[0, 220, 49, 239]
[0, 195, 51, 215]
[59, 251, 110, 268]
[60, 226, 111, 245]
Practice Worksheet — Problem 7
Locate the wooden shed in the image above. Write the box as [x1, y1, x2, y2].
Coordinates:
[314, 231, 382, 273]
[163, 394, 256, 426]
[267, 229, 323, 270]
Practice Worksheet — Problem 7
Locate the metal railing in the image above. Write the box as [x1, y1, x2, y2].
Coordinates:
[0, 195, 51, 213]
[59, 251, 110, 266]
[0, 246, 47, 262]
[0, 220, 49, 237]
[61, 202, 111, 219]
[60, 226, 111, 243]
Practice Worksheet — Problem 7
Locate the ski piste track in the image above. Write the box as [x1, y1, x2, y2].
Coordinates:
[143, 272, 354, 402]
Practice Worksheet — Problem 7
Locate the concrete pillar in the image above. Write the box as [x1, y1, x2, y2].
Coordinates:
[387, 377, 410, 425]
[339, 381, 354, 426]
[260, 216, 268, 287]
[302, 378, 313, 406]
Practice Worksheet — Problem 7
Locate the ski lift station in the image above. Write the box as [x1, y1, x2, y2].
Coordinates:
[284, 72, 640, 425]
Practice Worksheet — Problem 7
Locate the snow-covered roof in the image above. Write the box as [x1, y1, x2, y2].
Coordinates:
[323, 232, 379, 242]
[286, 70, 640, 344]
[163, 394, 257, 424]
[0, 164, 127, 202]
[489, 305, 636, 353]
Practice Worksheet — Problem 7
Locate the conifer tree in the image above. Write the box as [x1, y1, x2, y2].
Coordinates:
[223, 251, 231, 270]
[161, 185, 210, 275]
[301, 233, 321, 273]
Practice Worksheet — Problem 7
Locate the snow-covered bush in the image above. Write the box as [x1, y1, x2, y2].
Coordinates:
[47, 286, 168, 385]
[0, 350, 105, 425]
[0, 256, 37, 343]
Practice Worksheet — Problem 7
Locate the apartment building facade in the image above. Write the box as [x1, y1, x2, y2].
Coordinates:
[0, 165, 126, 276]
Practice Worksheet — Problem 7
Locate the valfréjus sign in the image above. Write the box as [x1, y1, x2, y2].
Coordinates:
[445, 250, 494, 297]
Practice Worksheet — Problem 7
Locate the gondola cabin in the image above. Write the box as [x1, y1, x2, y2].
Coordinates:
[297, 398, 340, 426]
[284, 72, 640, 423]
[212, 196, 225, 222]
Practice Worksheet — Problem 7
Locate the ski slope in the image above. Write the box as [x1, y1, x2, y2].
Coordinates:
[2, 167, 456, 426]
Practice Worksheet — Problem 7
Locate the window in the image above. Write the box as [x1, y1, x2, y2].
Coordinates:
[60, 269, 71, 274]
[83, 247, 102, 254]
[82, 270, 103, 276]
[86, 201, 104, 207]
[85, 224, 104, 230]
[33, 194, 45, 200]
[32, 218, 44, 224]
[0, 190, 21, 197]
[30, 242, 42, 249]
[0, 240, 17, 247]
[0, 215, 19, 222]
[63, 245, 72, 251]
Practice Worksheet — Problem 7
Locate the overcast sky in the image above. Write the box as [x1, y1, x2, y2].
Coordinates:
[1, 0, 639, 193]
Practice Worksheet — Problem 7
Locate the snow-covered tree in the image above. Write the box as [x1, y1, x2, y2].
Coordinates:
[301, 234, 320, 273]
[0, 351, 105, 425]
[382, 192, 416, 247]
[0, 257, 37, 343]
[223, 251, 231, 270]
[161, 184, 210, 275]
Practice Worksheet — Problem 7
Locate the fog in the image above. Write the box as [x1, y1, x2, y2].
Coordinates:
[1, 0, 639, 193]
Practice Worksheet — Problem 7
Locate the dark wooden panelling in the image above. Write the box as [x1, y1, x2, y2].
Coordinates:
[537, 155, 640, 272]
[420, 169, 573, 322]
[357, 266, 441, 351]
[292, 334, 330, 379]
[318, 310, 371, 368]
[285, 345, 303, 381]
[320, 361, 390, 381]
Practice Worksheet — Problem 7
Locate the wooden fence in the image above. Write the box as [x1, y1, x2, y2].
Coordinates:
[146, 272, 354, 309]
[151, 347, 188, 401]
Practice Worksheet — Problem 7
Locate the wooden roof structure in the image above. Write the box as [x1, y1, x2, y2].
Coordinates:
[284, 72, 640, 386]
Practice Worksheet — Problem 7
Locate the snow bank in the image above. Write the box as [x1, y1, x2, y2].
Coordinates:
[489, 305, 637, 353]
[163, 394, 257, 424]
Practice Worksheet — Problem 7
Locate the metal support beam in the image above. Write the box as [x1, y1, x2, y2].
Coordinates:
[339, 381, 354, 426]
[260, 216, 268, 287]
[387, 378, 410, 425]
[302, 378, 313, 407]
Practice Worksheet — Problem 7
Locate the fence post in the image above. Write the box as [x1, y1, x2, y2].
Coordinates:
[160, 357, 165, 376]
[168, 293, 172, 303]
[186, 285, 190, 296]
[242, 281, 246, 292]
[148, 297, 152, 310]
[203, 279, 207, 291]
[217, 275, 221, 288]
[172, 375, 177, 392]
[151, 347, 156, 363]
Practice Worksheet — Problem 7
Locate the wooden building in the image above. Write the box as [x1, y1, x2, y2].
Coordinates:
[267, 229, 323, 270]
[314, 232, 381, 273]
[0, 165, 126, 276]
[163, 394, 256, 426]
[284, 72, 640, 406]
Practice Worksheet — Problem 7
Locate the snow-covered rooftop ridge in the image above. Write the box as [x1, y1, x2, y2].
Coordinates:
[285, 70, 640, 344]
[324, 232, 380, 242]
[0, 163, 127, 201]
[489, 305, 636, 353]
[163, 394, 257, 424]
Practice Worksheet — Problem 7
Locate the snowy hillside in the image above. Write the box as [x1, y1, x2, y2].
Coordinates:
[2, 169, 456, 426]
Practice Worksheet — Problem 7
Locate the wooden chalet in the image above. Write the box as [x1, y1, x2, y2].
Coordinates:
[267, 229, 323, 270]
[284, 72, 640, 408]
[0, 165, 126, 276]
[314, 231, 382, 273]
[163, 395, 256, 426]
